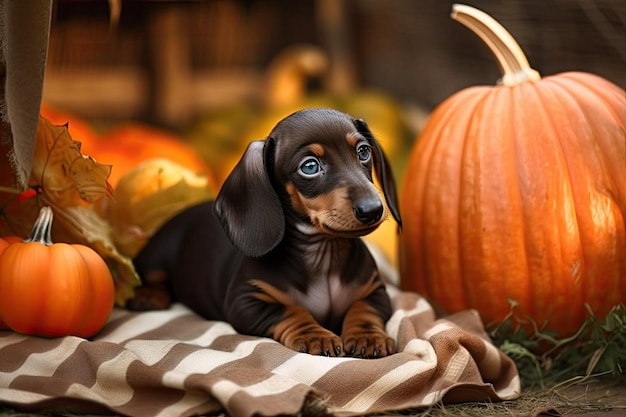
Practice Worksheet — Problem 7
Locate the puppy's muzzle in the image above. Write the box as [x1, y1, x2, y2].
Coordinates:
[353, 199, 384, 225]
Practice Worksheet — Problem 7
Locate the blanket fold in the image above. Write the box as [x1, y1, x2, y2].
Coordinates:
[0, 288, 520, 417]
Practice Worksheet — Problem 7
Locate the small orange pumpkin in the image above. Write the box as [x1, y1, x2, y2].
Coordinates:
[399, 5, 626, 337]
[0, 207, 115, 338]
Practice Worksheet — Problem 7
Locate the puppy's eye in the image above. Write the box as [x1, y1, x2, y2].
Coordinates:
[357, 144, 372, 162]
[300, 158, 321, 176]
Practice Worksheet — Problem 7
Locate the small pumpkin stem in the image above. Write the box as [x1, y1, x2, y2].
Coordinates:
[451, 4, 541, 86]
[25, 206, 54, 246]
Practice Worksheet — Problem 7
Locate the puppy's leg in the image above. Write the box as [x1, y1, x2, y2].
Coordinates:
[125, 270, 171, 310]
[231, 280, 344, 356]
[341, 282, 396, 358]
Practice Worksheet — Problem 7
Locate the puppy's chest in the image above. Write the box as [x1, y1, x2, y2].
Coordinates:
[287, 245, 357, 324]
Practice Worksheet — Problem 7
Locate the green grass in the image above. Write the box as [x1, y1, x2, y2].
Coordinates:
[491, 302, 626, 390]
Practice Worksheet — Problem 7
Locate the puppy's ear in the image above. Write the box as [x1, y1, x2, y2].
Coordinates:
[213, 139, 285, 257]
[354, 118, 402, 228]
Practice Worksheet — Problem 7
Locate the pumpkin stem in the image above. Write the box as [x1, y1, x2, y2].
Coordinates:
[451, 4, 541, 86]
[265, 45, 329, 108]
[25, 206, 54, 246]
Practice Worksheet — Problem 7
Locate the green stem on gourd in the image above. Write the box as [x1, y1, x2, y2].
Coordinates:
[451, 4, 541, 86]
[25, 206, 54, 246]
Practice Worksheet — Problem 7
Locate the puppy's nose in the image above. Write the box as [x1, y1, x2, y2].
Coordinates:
[354, 200, 384, 225]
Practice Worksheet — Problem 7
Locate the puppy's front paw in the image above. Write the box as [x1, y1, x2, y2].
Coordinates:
[271, 306, 344, 356]
[285, 326, 343, 357]
[342, 329, 395, 359]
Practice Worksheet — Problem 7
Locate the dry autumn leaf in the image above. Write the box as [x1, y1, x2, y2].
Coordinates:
[0, 116, 141, 305]
[31, 115, 113, 205]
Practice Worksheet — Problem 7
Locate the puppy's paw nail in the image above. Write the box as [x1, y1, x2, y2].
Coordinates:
[373, 346, 382, 358]
[335, 346, 342, 356]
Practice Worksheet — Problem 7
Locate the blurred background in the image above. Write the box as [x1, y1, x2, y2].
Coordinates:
[38, 0, 625, 264]
[43, 0, 626, 124]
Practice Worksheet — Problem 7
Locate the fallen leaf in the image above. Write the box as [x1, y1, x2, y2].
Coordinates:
[31, 116, 113, 206]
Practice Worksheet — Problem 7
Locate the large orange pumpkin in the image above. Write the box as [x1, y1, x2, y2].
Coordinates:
[0, 207, 115, 338]
[400, 5, 626, 337]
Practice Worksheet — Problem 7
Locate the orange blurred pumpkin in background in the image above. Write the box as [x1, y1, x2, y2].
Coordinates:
[399, 5, 626, 338]
[40, 104, 214, 188]
[96, 124, 214, 187]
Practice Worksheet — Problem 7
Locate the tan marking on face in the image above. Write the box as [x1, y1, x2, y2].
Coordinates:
[346, 132, 360, 147]
[308, 143, 324, 158]
[286, 182, 307, 214]
[292, 186, 385, 235]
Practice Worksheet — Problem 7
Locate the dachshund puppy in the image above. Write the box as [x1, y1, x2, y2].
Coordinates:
[132, 108, 402, 358]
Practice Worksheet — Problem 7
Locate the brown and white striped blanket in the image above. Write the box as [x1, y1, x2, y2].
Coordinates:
[0, 286, 520, 417]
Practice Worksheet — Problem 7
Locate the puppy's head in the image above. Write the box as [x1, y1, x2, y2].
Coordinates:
[214, 108, 401, 257]
[268, 108, 397, 237]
